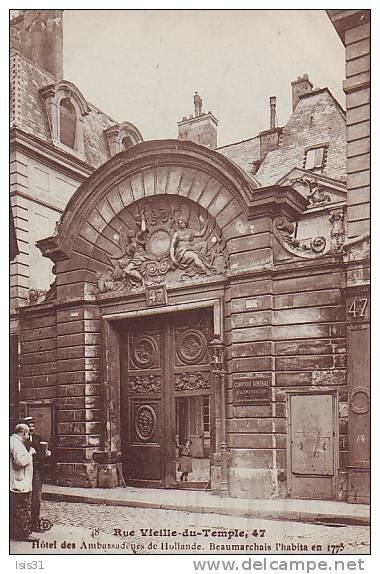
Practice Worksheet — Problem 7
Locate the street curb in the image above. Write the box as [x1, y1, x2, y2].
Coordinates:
[42, 492, 370, 526]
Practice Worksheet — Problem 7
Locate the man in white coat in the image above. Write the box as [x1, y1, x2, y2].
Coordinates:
[10, 424, 36, 541]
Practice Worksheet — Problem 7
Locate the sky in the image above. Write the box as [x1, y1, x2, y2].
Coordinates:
[63, 9, 345, 147]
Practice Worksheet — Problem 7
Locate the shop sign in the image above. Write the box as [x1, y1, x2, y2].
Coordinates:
[233, 376, 271, 405]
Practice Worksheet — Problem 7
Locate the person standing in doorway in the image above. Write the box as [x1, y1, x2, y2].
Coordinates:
[10, 424, 36, 541]
[20, 417, 51, 532]
[178, 439, 193, 482]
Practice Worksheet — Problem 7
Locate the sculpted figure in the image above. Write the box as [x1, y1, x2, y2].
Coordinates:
[170, 215, 214, 275]
[329, 212, 345, 253]
[108, 213, 148, 287]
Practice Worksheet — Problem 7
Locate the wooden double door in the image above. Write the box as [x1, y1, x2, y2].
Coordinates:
[121, 309, 213, 487]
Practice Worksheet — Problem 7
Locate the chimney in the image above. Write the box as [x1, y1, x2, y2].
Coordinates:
[259, 97, 282, 160]
[291, 74, 313, 111]
[12, 10, 64, 80]
[194, 92, 202, 117]
[178, 93, 218, 149]
[269, 96, 276, 129]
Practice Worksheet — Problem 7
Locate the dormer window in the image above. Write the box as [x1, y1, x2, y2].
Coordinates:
[59, 98, 76, 148]
[40, 80, 90, 158]
[304, 146, 327, 171]
[104, 121, 143, 156]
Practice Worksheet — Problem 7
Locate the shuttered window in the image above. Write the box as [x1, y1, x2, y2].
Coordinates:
[305, 146, 326, 170]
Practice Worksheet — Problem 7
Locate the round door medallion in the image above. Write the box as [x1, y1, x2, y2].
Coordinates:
[350, 388, 370, 414]
[135, 405, 157, 442]
[177, 329, 207, 365]
[131, 335, 158, 369]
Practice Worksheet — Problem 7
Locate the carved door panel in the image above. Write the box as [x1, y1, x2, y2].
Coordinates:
[122, 321, 165, 486]
[289, 393, 336, 500]
[171, 310, 213, 484]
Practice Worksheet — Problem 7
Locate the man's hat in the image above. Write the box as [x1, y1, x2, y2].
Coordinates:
[19, 416, 34, 424]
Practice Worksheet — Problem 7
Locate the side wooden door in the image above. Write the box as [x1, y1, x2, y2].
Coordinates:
[121, 318, 166, 486]
[288, 393, 337, 500]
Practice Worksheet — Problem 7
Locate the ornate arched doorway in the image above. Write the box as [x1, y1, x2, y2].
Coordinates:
[33, 140, 253, 492]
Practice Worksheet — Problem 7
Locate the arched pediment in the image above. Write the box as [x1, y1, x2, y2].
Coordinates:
[38, 140, 256, 296]
[52, 140, 255, 250]
[40, 79, 90, 117]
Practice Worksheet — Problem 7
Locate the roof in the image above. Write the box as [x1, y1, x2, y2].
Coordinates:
[10, 51, 116, 168]
[255, 88, 346, 186]
[217, 136, 261, 174]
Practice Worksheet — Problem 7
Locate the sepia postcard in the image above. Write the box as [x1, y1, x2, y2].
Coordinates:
[9, 8, 370, 561]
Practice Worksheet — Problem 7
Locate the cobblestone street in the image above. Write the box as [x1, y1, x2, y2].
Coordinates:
[11, 500, 370, 555]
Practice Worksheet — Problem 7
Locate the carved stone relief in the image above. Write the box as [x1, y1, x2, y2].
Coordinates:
[175, 372, 210, 391]
[329, 211, 345, 254]
[129, 375, 161, 394]
[28, 288, 48, 304]
[97, 196, 228, 294]
[290, 177, 332, 208]
[274, 208, 346, 260]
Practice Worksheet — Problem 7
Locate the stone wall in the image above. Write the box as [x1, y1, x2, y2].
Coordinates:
[344, 21, 370, 240]
[224, 237, 347, 500]
[17, 142, 349, 498]
[10, 148, 82, 308]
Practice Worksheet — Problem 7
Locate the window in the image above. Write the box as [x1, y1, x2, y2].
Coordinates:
[40, 81, 89, 157]
[202, 396, 210, 434]
[59, 98, 76, 148]
[122, 136, 134, 151]
[304, 146, 326, 170]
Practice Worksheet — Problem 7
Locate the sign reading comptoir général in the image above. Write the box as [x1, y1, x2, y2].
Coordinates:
[233, 376, 271, 406]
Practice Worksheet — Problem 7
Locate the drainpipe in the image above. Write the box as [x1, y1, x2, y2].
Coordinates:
[209, 336, 228, 495]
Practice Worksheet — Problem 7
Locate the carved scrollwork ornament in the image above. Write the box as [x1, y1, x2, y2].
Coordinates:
[310, 236, 327, 253]
[275, 216, 328, 259]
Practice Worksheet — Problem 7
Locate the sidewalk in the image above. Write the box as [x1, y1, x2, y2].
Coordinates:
[43, 485, 370, 526]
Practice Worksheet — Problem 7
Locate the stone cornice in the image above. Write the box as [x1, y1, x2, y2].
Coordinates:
[178, 112, 218, 127]
[10, 126, 94, 181]
[10, 189, 64, 215]
[15, 253, 346, 319]
[327, 10, 370, 43]
[36, 233, 69, 263]
[248, 185, 308, 221]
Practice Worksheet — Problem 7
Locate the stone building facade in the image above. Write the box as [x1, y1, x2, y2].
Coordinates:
[10, 10, 370, 502]
[10, 9, 143, 426]
[328, 9, 370, 504]
[10, 9, 143, 309]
